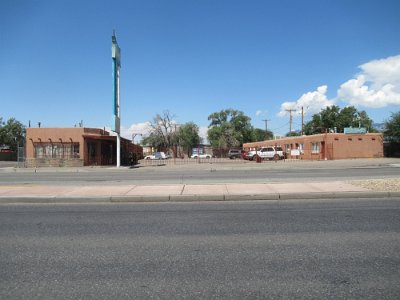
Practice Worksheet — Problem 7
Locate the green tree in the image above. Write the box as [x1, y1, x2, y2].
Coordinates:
[338, 106, 374, 132]
[304, 105, 374, 135]
[384, 111, 400, 142]
[0, 118, 4, 148]
[0, 117, 26, 151]
[141, 132, 165, 150]
[176, 122, 202, 156]
[304, 113, 323, 135]
[207, 109, 254, 148]
[319, 105, 341, 131]
[286, 131, 301, 137]
[253, 128, 273, 141]
[355, 110, 375, 132]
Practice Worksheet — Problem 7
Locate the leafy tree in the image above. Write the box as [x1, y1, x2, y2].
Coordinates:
[0, 117, 26, 151]
[177, 122, 202, 156]
[338, 106, 374, 131]
[320, 105, 341, 130]
[304, 113, 323, 135]
[286, 131, 301, 137]
[356, 110, 375, 132]
[304, 105, 374, 135]
[141, 132, 165, 150]
[253, 128, 273, 141]
[0, 118, 4, 147]
[384, 111, 400, 142]
[207, 109, 254, 148]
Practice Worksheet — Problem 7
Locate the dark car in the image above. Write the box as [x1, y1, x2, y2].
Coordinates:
[228, 149, 243, 159]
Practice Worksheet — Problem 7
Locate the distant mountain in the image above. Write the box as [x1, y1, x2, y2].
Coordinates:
[373, 123, 385, 132]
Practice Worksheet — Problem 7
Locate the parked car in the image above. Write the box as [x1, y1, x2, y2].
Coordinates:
[246, 146, 284, 161]
[228, 149, 245, 159]
[144, 152, 168, 160]
[191, 153, 211, 159]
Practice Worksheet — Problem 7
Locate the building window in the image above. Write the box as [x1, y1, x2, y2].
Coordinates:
[311, 142, 320, 154]
[299, 143, 304, 154]
[34, 143, 79, 159]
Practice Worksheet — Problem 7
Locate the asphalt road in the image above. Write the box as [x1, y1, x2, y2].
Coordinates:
[1, 198, 399, 299]
[0, 163, 399, 185]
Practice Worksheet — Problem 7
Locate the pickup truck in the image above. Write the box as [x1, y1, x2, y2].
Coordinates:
[246, 146, 284, 161]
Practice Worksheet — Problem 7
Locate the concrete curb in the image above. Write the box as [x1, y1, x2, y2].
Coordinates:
[224, 194, 280, 201]
[0, 191, 399, 204]
[111, 195, 170, 203]
[0, 196, 111, 204]
[389, 191, 400, 197]
[278, 191, 393, 200]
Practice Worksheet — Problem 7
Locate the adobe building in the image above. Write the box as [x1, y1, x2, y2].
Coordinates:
[243, 132, 384, 160]
[25, 127, 142, 167]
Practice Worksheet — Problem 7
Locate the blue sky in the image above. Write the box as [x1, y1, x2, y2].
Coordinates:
[1, 0, 400, 141]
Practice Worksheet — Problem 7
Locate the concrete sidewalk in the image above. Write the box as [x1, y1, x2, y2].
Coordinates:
[1, 181, 399, 203]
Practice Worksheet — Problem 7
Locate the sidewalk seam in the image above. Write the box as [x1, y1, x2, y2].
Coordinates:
[180, 185, 186, 195]
[125, 185, 137, 195]
[224, 184, 229, 195]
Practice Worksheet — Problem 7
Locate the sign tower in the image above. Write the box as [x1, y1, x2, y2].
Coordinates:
[112, 31, 121, 167]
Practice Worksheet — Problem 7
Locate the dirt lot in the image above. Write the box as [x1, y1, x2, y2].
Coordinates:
[350, 178, 400, 192]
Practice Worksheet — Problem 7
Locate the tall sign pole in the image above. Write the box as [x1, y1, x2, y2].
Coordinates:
[112, 31, 121, 167]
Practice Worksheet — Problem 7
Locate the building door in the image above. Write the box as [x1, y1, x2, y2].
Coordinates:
[101, 141, 114, 165]
[87, 142, 97, 165]
[321, 141, 325, 160]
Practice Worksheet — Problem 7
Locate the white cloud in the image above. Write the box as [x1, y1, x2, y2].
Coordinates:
[119, 122, 152, 141]
[255, 110, 263, 116]
[119, 122, 209, 144]
[338, 54, 400, 108]
[277, 85, 335, 117]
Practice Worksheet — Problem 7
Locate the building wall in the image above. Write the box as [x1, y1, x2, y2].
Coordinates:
[26, 128, 86, 167]
[25, 127, 142, 167]
[243, 133, 384, 160]
[328, 134, 383, 159]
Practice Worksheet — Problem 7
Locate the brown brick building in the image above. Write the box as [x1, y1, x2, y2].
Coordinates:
[243, 133, 384, 160]
[25, 128, 142, 167]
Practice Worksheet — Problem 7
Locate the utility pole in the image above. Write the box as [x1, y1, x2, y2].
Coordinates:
[262, 119, 271, 140]
[262, 119, 270, 132]
[285, 109, 295, 133]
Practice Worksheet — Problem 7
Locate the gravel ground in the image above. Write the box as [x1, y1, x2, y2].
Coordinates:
[350, 178, 400, 192]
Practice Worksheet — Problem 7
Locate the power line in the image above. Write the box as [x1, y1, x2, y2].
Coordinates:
[270, 122, 290, 131]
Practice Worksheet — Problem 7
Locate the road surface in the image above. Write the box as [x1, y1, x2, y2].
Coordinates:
[1, 198, 399, 299]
